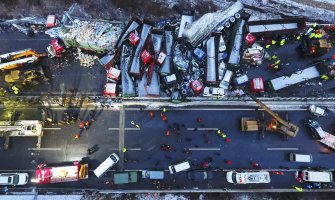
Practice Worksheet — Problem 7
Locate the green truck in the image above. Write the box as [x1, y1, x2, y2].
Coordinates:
[113, 172, 138, 184]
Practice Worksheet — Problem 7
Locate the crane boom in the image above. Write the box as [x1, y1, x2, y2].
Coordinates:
[243, 89, 299, 137]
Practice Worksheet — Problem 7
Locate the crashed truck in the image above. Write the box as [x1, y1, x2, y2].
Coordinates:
[98, 1, 245, 100]
[33, 162, 88, 184]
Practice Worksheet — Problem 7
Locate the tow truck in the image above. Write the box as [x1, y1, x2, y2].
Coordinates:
[33, 162, 88, 184]
[241, 89, 299, 138]
[0, 49, 46, 70]
[0, 120, 43, 149]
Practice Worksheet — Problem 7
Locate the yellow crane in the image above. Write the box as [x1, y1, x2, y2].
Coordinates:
[0, 49, 46, 70]
[243, 89, 299, 138]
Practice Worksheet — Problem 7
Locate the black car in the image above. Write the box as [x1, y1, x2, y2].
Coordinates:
[187, 171, 213, 180]
[306, 119, 326, 139]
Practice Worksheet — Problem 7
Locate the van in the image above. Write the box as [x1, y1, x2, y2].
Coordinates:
[301, 170, 333, 183]
[289, 153, 312, 163]
[226, 171, 271, 184]
[93, 153, 119, 178]
[142, 170, 164, 179]
[220, 70, 233, 90]
[168, 161, 190, 174]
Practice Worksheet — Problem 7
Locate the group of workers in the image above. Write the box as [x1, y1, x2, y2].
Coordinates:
[74, 110, 96, 139]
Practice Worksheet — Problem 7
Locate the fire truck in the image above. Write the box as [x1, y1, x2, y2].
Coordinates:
[33, 162, 88, 184]
[0, 49, 46, 70]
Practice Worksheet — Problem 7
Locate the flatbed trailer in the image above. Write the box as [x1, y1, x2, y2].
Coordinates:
[34, 163, 88, 184]
[267, 65, 320, 91]
[247, 17, 306, 37]
[319, 132, 335, 150]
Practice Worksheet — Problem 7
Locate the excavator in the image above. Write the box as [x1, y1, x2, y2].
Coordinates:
[4, 69, 48, 87]
[241, 89, 299, 138]
[0, 49, 46, 70]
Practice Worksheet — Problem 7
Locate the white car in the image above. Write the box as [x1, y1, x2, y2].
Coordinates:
[203, 87, 225, 96]
[226, 171, 271, 184]
[0, 173, 29, 185]
[309, 105, 328, 117]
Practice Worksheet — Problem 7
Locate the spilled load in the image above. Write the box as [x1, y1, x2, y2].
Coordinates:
[46, 19, 124, 53]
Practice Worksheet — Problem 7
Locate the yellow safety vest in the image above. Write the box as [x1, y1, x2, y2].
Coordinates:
[280, 39, 285, 46]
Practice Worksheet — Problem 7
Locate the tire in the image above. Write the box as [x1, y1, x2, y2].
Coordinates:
[229, 17, 235, 23]
[234, 13, 241, 19]
[224, 22, 230, 28]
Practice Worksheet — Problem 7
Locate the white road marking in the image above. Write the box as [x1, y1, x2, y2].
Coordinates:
[267, 148, 299, 151]
[43, 128, 62, 130]
[108, 128, 140, 131]
[187, 128, 218, 131]
[108, 148, 141, 151]
[127, 148, 141, 151]
[28, 148, 61, 151]
[188, 148, 220, 150]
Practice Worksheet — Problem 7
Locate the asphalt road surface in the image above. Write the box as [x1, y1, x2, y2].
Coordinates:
[0, 105, 334, 191]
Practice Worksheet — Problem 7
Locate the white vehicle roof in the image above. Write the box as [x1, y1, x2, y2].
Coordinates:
[302, 170, 333, 183]
[227, 171, 271, 184]
[309, 105, 326, 116]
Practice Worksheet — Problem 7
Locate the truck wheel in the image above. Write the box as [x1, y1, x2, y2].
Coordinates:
[229, 17, 236, 23]
[234, 13, 241, 19]
[224, 22, 231, 28]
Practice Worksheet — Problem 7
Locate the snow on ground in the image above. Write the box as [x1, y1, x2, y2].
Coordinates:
[136, 193, 189, 200]
[0, 195, 82, 200]
[313, 0, 335, 4]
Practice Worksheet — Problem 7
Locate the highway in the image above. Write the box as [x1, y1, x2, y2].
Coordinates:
[0, 105, 334, 191]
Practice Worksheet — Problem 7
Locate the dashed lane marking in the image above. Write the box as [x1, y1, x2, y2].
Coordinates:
[187, 128, 218, 131]
[267, 148, 299, 151]
[43, 128, 62, 130]
[108, 128, 140, 131]
[188, 148, 220, 150]
[28, 148, 61, 151]
[108, 148, 141, 151]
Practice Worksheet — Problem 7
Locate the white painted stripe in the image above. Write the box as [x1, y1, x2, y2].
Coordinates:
[108, 148, 141, 151]
[187, 128, 218, 131]
[267, 148, 299, 150]
[108, 128, 140, 131]
[43, 128, 61, 130]
[28, 148, 61, 151]
[188, 148, 220, 150]
[127, 148, 141, 151]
